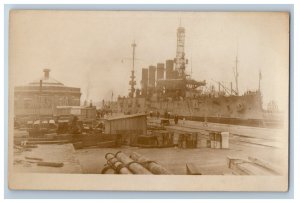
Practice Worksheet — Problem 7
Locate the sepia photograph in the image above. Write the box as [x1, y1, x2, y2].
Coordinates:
[8, 10, 290, 191]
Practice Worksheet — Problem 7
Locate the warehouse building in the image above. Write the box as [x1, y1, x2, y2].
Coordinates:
[14, 69, 81, 120]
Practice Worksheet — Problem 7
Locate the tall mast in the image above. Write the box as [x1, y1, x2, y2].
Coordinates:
[234, 43, 239, 96]
[129, 41, 137, 98]
[259, 69, 262, 92]
[175, 22, 186, 78]
[190, 56, 193, 77]
[235, 55, 239, 95]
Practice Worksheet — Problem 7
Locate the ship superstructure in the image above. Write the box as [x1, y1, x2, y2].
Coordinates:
[109, 24, 282, 127]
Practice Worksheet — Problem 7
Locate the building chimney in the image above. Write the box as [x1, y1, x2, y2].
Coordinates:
[43, 69, 50, 79]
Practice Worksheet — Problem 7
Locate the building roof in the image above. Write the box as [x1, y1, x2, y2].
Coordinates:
[28, 69, 64, 87]
[106, 113, 146, 121]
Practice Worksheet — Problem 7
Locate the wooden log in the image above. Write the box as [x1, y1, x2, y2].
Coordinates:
[26, 140, 69, 145]
[25, 156, 43, 161]
[37, 162, 64, 167]
[115, 152, 152, 174]
[130, 152, 171, 175]
[105, 153, 132, 174]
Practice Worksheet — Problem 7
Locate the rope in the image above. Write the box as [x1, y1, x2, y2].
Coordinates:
[101, 165, 113, 174]
[114, 151, 123, 158]
[115, 163, 127, 174]
[106, 156, 115, 163]
[104, 152, 115, 160]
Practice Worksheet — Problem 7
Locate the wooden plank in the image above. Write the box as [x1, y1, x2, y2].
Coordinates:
[37, 162, 64, 167]
[186, 163, 202, 175]
[73, 142, 83, 150]
[227, 157, 249, 175]
[248, 156, 280, 175]
[227, 156, 279, 175]
[25, 156, 43, 161]
[26, 140, 69, 145]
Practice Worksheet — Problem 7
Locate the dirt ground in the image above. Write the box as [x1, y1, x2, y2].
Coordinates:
[13, 120, 287, 175]
[74, 141, 285, 175]
[14, 143, 82, 173]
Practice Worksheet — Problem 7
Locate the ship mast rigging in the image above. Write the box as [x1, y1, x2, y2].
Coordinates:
[129, 41, 137, 98]
[259, 69, 262, 92]
[175, 23, 186, 78]
[233, 44, 239, 96]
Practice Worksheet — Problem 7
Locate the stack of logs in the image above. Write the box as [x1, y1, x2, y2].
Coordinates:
[102, 151, 171, 175]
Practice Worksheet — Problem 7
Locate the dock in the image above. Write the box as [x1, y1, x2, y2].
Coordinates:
[13, 116, 286, 175]
[14, 143, 82, 173]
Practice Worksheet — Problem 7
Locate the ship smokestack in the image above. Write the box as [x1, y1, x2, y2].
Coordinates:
[148, 65, 156, 88]
[166, 60, 174, 79]
[156, 63, 165, 80]
[141, 68, 149, 96]
[43, 69, 50, 80]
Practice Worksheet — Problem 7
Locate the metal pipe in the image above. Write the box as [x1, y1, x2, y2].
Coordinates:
[130, 152, 171, 175]
[115, 152, 152, 174]
[105, 153, 132, 174]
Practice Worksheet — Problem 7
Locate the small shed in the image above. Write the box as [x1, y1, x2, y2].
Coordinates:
[104, 113, 147, 135]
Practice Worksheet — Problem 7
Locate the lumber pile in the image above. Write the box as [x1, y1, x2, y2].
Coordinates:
[227, 156, 281, 175]
[186, 163, 202, 175]
[167, 126, 230, 149]
[102, 151, 171, 175]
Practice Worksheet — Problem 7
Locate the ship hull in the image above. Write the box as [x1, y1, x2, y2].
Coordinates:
[171, 116, 282, 128]
[113, 92, 283, 128]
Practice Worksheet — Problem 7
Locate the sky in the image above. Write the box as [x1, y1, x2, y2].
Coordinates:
[10, 11, 289, 110]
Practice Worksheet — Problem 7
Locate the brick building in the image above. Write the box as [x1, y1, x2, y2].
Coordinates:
[14, 69, 81, 119]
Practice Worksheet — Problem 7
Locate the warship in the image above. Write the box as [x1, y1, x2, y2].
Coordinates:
[108, 25, 282, 128]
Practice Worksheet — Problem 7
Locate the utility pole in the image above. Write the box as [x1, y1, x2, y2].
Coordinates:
[259, 70, 262, 92]
[39, 79, 42, 119]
